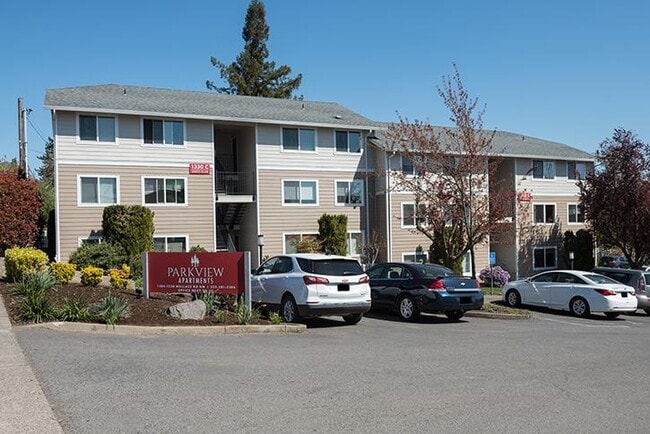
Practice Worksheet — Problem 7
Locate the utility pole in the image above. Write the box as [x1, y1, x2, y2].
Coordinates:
[18, 97, 27, 178]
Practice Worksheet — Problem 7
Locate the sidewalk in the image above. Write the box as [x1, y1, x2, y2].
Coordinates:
[0, 294, 63, 433]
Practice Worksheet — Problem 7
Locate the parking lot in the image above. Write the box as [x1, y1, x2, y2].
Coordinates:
[15, 308, 650, 433]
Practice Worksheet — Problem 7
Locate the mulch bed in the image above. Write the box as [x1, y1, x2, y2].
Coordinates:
[0, 281, 270, 327]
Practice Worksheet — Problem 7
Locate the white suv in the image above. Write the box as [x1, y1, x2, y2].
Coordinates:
[251, 254, 371, 324]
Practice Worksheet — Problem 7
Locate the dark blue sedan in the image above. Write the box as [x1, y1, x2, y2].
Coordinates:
[366, 262, 483, 321]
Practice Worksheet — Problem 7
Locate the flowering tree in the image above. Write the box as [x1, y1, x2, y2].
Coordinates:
[578, 128, 650, 268]
[0, 167, 42, 254]
[386, 66, 513, 276]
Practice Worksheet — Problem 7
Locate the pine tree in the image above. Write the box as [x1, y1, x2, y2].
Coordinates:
[206, 0, 302, 98]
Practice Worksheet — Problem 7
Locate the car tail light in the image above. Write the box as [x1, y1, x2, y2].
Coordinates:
[358, 275, 369, 284]
[638, 279, 646, 293]
[594, 288, 615, 296]
[428, 280, 445, 291]
[303, 275, 329, 285]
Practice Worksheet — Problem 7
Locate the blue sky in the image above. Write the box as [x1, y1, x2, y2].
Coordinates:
[1, 0, 649, 170]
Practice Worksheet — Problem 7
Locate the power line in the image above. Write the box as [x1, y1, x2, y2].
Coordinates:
[26, 112, 49, 144]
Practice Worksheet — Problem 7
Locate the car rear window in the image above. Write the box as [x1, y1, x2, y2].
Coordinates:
[597, 270, 633, 284]
[296, 258, 364, 276]
[585, 273, 624, 284]
[413, 264, 455, 277]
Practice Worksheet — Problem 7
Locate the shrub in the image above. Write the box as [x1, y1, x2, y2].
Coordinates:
[269, 311, 283, 325]
[57, 298, 91, 322]
[109, 264, 131, 290]
[69, 242, 127, 271]
[80, 266, 103, 286]
[0, 168, 42, 255]
[11, 269, 57, 297]
[4, 247, 49, 282]
[91, 295, 131, 327]
[195, 291, 221, 315]
[479, 266, 511, 287]
[235, 303, 260, 325]
[189, 245, 207, 252]
[19, 289, 55, 323]
[318, 214, 348, 255]
[102, 205, 154, 261]
[49, 262, 76, 284]
[213, 309, 226, 323]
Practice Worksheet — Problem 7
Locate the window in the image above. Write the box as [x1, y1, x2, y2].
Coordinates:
[282, 128, 315, 151]
[284, 233, 318, 254]
[568, 204, 584, 223]
[335, 131, 361, 153]
[79, 176, 117, 205]
[336, 180, 364, 205]
[533, 204, 556, 224]
[283, 180, 317, 205]
[78, 233, 103, 246]
[144, 178, 186, 204]
[143, 119, 184, 145]
[533, 246, 557, 269]
[532, 160, 555, 179]
[568, 161, 587, 180]
[403, 252, 428, 263]
[153, 236, 187, 252]
[402, 203, 426, 227]
[79, 115, 115, 142]
[347, 232, 362, 257]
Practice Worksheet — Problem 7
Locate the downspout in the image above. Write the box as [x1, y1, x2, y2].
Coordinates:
[385, 151, 392, 262]
[364, 132, 370, 255]
[52, 109, 60, 262]
[254, 124, 261, 264]
[514, 158, 520, 279]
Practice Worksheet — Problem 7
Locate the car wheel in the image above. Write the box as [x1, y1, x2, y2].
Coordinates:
[569, 297, 590, 318]
[280, 295, 300, 323]
[445, 310, 464, 321]
[342, 313, 363, 325]
[397, 295, 420, 322]
[604, 312, 620, 319]
[505, 289, 521, 307]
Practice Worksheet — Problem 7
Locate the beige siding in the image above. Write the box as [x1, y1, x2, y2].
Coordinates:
[256, 125, 371, 173]
[257, 169, 367, 256]
[55, 111, 213, 165]
[57, 164, 215, 261]
[389, 193, 431, 261]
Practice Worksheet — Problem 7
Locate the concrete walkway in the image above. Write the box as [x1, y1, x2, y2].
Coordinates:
[0, 295, 63, 433]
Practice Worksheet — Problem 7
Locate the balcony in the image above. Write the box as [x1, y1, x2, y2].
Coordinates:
[215, 171, 255, 203]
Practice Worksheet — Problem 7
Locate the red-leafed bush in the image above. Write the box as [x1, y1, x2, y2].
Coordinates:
[0, 168, 42, 255]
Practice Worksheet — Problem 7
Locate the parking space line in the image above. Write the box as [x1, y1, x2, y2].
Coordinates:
[539, 316, 631, 328]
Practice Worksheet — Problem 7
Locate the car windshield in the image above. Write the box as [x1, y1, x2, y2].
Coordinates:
[296, 258, 364, 276]
[413, 264, 456, 277]
[584, 273, 622, 284]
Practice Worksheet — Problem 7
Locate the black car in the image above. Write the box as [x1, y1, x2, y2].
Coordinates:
[366, 262, 483, 321]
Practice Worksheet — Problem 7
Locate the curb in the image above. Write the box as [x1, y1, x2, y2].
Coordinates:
[17, 321, 307, 336]
[464, 310, 531, 320]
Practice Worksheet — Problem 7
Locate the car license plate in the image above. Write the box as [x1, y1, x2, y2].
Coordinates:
[622, 292, 628, 298]
[338, 284, 350, 292]
[460, 296, 472, 304]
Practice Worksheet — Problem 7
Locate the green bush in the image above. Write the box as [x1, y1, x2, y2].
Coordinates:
[102, 205, 154, 261]
[49, 262, 76, 284]
[80, 266, 103, 286]
[195, 291, 221, 315]
[11, 269, 57, 297]
[12, 269, 57, 323]
[4, 247, 49, 282]
[235, 303, 260, 325]
[57, 298, 91, 322]
[91, 295, 131, 326]
[318, 214, 348, 255]
[189, 245, 208, 252]
[269, 311, 283, 325]
[69, 242, 126, 271]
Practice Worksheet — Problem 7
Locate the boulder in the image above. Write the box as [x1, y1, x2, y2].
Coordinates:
[166, 299, 206, 320]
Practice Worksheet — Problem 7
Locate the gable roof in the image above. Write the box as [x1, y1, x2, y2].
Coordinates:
[44, 84, 378, 130]
[368, 124, 594, 161]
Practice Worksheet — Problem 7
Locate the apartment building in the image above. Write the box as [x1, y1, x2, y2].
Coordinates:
[45, 84, 594, 278]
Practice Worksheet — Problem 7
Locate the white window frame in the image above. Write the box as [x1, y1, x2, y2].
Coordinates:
[567, 203, 584, 224]
[335, 180, 364, 206]
[283, 232, 319, 254]
[281, 127, 317, 152]
[335, 130, 362, 154]
[401, 202, 427, 228]
[282, 180, 319, 206]
[141, 118, 186, 146]
[402, 252, 428, 263]
[77, 233, 104, 246]
[347, 231, 363, 257]
[77, 114, 117, 144]
[77, 175, 119, 206]
[153, 235, 189, 252]
[567, 161, 587, 180]
[533, 246, 557, 270]
[532, 160, 556, 180]
[142, 176, 188, 206]
[533, 203, 556, 224]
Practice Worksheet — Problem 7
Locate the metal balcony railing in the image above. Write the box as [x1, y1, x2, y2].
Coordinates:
[216, 171, 254, 195]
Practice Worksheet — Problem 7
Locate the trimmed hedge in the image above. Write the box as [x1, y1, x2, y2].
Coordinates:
[4, 247, 49, 282]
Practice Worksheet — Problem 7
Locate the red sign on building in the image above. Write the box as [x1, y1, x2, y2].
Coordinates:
[144, 252, 245, 296]
[518, 190, 532, 202]
[189, 162, 211, 175]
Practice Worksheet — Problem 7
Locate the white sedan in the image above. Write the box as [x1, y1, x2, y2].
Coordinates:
[502, 270, 637, 318]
